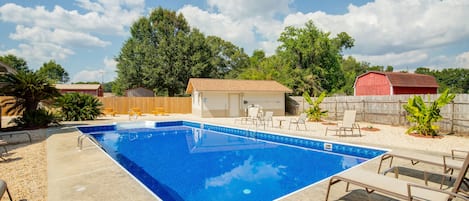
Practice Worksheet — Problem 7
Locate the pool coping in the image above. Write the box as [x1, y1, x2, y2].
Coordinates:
[75, 120, 390, 201]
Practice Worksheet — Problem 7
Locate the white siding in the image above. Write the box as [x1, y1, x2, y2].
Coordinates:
[243, 93, 285, 115]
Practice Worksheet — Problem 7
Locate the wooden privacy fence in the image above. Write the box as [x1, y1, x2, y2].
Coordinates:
[0, 96, 192, 116]
[291, 94, 469, 134]
[97, 97, 192, 114]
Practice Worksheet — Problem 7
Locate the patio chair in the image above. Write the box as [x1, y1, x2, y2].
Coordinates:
[236, 107, 260, 124]
[325, 153, 469, 201]
[288, 113, 307, 130]
[0, 179, 13, 201]
[129, 108, 142, 116]
[103, 108, 117, 116]
[324, 110, 361, 136]
[258, 111, 273, 129]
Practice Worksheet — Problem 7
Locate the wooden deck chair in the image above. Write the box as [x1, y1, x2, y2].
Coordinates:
[325, 110, 361, 136]
[0, 179, 13, 201]
[288, 113, 307, 130]
[325, 152, 469, 201]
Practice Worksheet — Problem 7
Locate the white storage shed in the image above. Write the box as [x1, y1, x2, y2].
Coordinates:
[185, 78, 292, 117]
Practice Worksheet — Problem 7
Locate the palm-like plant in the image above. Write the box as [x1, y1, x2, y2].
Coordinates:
[55, 93, 103, 121]
[303, 91, 328, 121]
[0, 71, 61, 128]
[403, 89, 455, 136]
[0, 71, 60, 114]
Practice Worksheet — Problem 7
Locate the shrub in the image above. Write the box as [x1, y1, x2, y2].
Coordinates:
[403, 89, 455, 136]
[10, 108, 60, 129]
[303, 91, 328, 121]
[56, 93, 103, 121]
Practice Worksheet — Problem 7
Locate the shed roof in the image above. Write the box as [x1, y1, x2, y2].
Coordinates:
[356, 71, 439, 88]
[55, 84, 101, 90]
[186, 78, 292, 93]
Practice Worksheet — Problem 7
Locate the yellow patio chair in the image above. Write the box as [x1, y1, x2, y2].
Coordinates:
[103, 108, 117, 116]
[129, 108, 142, 116]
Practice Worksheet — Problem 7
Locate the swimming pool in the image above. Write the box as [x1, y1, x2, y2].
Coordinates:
[77, 121, 386, 201]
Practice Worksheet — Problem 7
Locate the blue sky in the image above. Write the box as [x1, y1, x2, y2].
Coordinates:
[0, 0, 468, 83]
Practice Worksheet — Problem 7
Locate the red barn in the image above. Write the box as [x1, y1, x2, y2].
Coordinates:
[354, 71, 439, 96]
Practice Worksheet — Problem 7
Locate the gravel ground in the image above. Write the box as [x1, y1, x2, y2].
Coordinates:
[1, 138, 47, 201]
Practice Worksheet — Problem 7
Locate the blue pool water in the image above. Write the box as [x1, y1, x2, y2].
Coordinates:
[78, 121, 385, 201]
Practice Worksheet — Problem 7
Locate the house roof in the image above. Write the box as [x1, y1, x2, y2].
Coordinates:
[356, 71, 439, 88]
[0, 61, 17, 74]
[186, 78, 293, 93]
[55, 84, 101, 90]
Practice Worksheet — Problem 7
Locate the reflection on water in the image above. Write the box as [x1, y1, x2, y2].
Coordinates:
[205, 156, 283, 188]
[187, 128, 277, 153]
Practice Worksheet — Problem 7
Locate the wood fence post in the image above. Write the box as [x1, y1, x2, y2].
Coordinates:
[450, 100, 455, 134]
[334, 99, 338, 121]
[398, 100, 401, 125]
[362, 100, 366, 122]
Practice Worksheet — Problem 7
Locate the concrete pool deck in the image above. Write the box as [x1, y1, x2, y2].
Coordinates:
[46, 114, 469, 201]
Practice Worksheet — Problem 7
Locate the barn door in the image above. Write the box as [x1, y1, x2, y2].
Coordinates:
[228, 94, 240, 117]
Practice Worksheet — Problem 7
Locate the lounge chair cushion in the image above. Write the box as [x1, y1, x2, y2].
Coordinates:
[333, 169, 450, 200]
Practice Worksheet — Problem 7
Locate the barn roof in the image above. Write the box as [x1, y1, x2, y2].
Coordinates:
[356, 71, 439, 88]
[55, 84, 101, 90]
[186, 78, 293, 94]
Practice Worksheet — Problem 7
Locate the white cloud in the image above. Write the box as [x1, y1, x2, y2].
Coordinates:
[349, 50, 429, 67]
[179, 5, 257, 53]
[103, 56, 117, 71]
[0, 43, 74, 68]
[0, 1, 144, 68]
[283, 0, 469, 55]
[10, 25, 110, 47]
[70, 56, 117, 83]
[71, 69, 103, 83]
[456, 51, 469, 68]
[0, 2, 144, 35]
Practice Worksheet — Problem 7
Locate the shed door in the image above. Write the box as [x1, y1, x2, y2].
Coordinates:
[228, 94, 240, 117]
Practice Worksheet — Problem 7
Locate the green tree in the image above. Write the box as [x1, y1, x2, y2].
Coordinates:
[403, 89, 455, 136]
[206, 36, 249, 79]
[339, 56, 369, 95]
[276, 20, 354, 95]
[0, 71, 61, 128]
[115, 8, 248, 96]
[414, 67, 432, 75]
[0, 54, 30, 73]
[415, 68, 469, 93]
[249, 49, 266, 68]
[37, 60, 70, 83]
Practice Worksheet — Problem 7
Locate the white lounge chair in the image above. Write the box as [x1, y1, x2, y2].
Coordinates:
[325, 110, 361, 136]
[325, 153, 469, 201]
